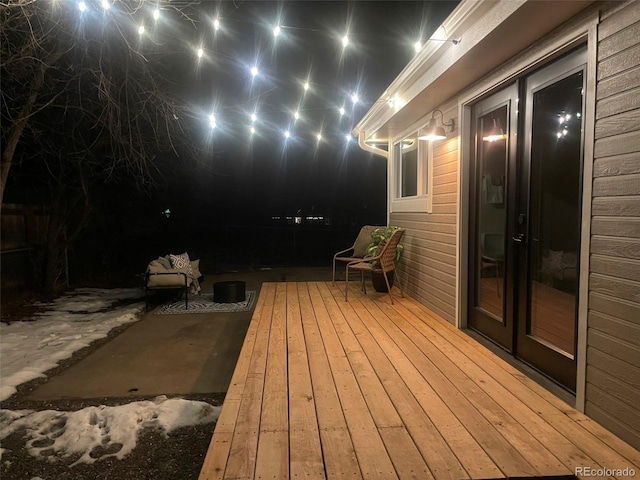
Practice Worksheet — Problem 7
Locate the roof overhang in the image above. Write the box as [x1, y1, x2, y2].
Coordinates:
[354, 0, 595, 146]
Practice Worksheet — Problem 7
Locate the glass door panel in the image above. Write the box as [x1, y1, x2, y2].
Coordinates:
[516, 47, 586, 391]
[468, 84, 518, 352]
[528, 72, 583, 356]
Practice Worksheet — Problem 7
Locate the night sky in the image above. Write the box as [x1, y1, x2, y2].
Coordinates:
[3, 0, 459, 227]
[150, 1, 459, 225]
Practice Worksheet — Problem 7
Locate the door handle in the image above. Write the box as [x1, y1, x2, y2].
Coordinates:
[513, 233, 525, 244]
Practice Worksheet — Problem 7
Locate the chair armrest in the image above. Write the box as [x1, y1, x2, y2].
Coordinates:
[346, 255, 379, 267]
[146, 271, 190, 288]
[334, 247, 356, 258]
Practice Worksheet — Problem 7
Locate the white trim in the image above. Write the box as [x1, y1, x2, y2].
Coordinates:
[457, 102, 473, 330]
[391, 196, 431, 213]
[575, 16, 599, 413]
[389, 127, 434, 214]
[354, 0, 494, 136]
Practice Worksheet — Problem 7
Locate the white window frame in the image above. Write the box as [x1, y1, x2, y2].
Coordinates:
[390, 129, 433, 213]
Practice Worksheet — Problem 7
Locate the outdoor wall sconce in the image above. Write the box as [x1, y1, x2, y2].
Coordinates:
[418, 109, 455, 141]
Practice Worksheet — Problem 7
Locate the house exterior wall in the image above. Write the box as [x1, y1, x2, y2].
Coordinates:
[393, 131, 459, 324]
[386, 0, 640, 449]
[585, 0, 640, 449]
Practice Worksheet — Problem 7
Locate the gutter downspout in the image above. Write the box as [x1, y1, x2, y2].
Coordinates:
[357, 131, 388, 159]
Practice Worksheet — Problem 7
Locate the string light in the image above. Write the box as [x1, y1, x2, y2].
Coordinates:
[76, 3, 459, 143]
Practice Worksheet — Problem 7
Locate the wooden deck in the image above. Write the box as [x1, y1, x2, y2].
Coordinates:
[199, 282, 640, 480]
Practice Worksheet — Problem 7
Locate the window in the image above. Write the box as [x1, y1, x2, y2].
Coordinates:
[391, 131, 432, 212]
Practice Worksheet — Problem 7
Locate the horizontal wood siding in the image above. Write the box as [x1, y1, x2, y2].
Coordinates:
[392, 129, 458, 324]
[587, 0, 640, 450]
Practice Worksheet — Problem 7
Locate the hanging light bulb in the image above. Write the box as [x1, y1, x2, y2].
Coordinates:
[138, 24, 145, 35]
[250, 66, 259, 77]
[342, 35, 349, 48]
[273, 25, 281, 37]
[197, 48, 204, 59]
[101, 0, 110, 10]
[351, 92, 359, 104]
[78, 1, 87, 12]
[414, 40, 422, 53]
[339, 106, 346, 116]
[213, 18, 220, 30]
[303, 81, 310, 91]
[316, 133, 322, 142]
[153, 8, 160, 20]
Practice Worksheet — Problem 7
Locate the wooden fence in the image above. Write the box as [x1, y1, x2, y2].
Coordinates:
[1, 203, 50, 294]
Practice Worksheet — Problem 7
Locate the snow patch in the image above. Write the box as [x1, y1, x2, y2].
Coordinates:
[0, 288, 144, 401]
[0, 396, 220, 466]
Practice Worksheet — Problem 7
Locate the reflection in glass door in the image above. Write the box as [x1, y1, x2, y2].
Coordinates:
[477, 106, 508, 320]
[528, 72, 582, 356]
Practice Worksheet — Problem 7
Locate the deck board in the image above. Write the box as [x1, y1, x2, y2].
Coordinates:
[200, 281, 640, 480]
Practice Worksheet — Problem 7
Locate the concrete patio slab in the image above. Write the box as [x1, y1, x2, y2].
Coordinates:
[26, 267, 332, 400]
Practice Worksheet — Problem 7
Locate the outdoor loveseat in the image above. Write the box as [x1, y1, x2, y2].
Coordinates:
[144, 253, 202, 311]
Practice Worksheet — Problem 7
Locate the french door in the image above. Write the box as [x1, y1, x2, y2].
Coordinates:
[468, 48, 586, 391]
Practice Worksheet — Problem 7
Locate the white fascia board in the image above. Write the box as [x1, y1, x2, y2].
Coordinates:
[354, 0, 525, 140]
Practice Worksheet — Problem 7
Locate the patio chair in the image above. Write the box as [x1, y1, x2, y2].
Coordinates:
[332, 225, 384, 285]
[345, 228, 405, 304]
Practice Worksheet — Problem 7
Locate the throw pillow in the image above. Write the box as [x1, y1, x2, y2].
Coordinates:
[353, 227, 375, 258]
[157, 256, 172, 269]
[190, 259, 202, 279]
[170, 252, 194, 276]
